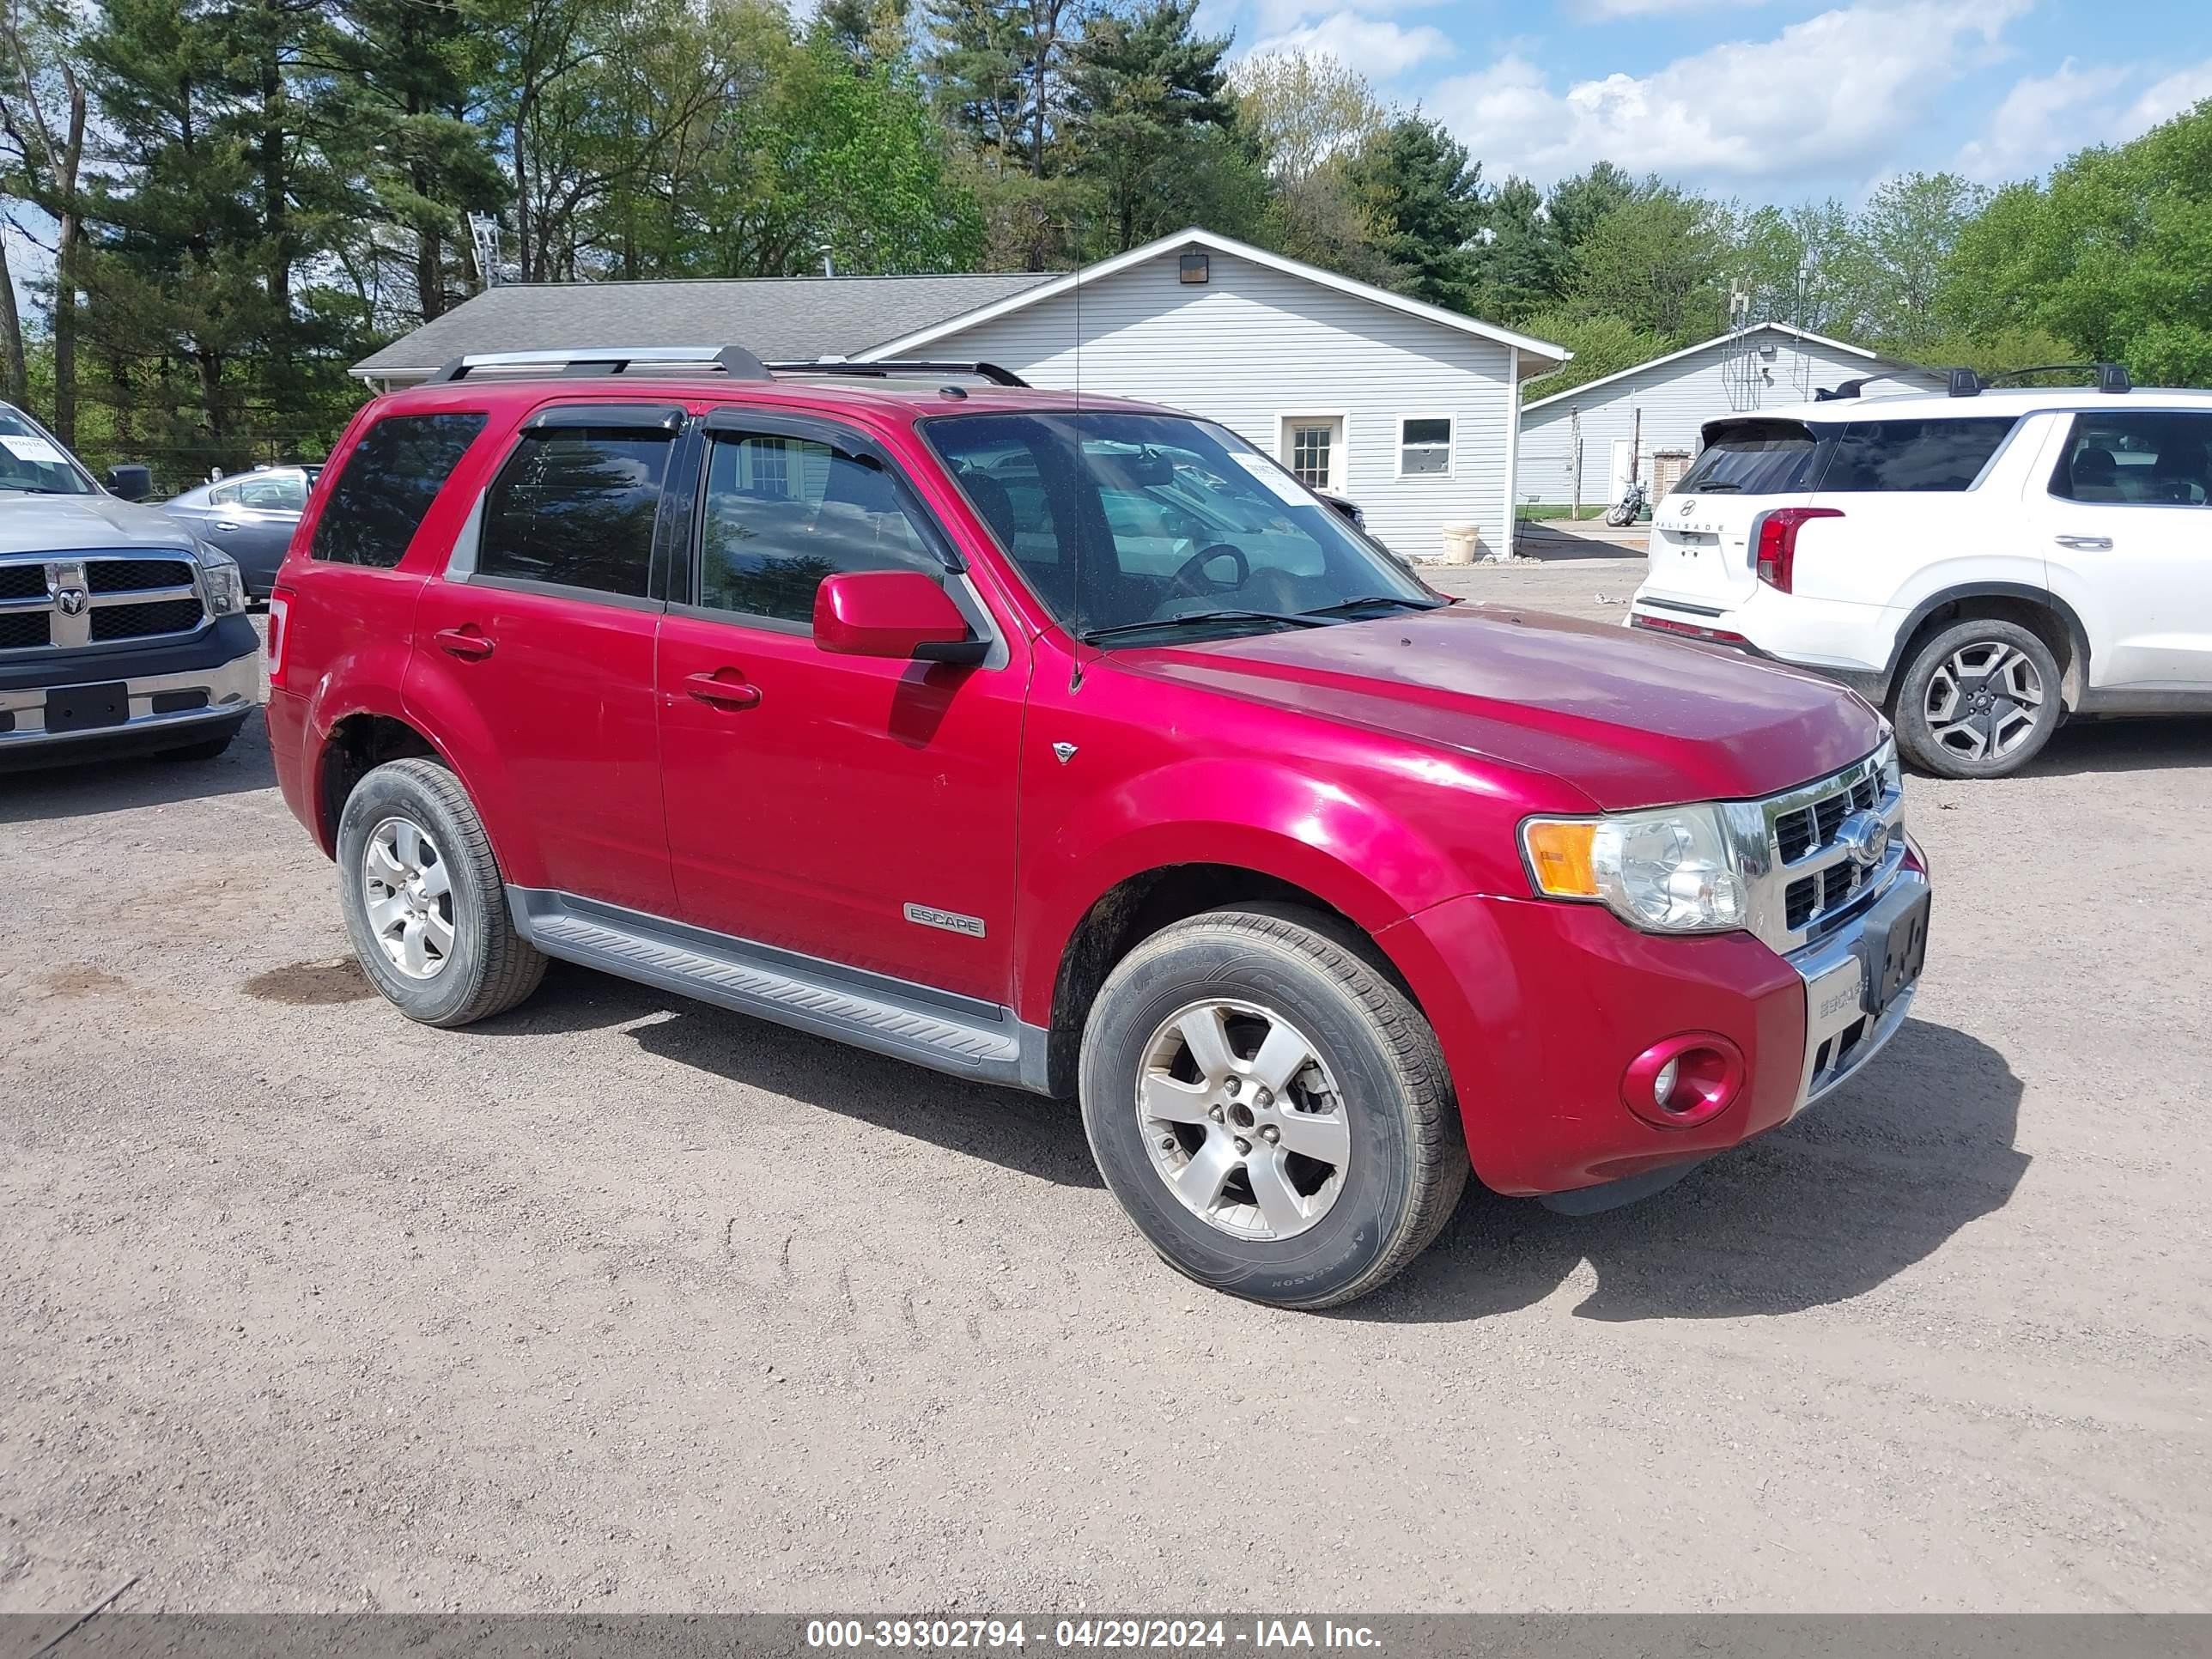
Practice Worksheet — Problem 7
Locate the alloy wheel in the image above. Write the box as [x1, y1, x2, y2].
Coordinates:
[362, 817, 456, 980]
[1136, 998, 1350, 1240]
[1923, 640, 2045, 763]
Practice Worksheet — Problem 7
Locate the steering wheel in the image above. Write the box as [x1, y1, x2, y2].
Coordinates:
[1167, 543, 1249, 597]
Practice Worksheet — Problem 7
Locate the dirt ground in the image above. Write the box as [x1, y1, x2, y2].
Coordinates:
[3, 572, 2209, 1615]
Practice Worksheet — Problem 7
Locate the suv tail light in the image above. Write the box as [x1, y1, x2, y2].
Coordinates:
[1754, 507, 1843, 593]
[265, 592, 290, 688]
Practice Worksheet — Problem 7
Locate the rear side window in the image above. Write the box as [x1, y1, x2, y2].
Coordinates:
[1819, 418, 2015, 493]
[1678, 422, 1819, 495]
[311, 412, 486, 568]
[2051, 411, 2212, 504]
[479, 426, 675, 598]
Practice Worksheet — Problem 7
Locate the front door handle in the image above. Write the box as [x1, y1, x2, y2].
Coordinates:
[434, 625, 495, 660]
[684, 670, 761, 710]
[2055, 534, 2112, 550]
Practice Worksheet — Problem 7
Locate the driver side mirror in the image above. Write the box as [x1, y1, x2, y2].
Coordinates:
[813, 570, 987, 665]
[106, 464, 152, 501]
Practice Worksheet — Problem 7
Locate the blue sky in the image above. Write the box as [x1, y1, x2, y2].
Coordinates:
[1202, 0, 2212, 201]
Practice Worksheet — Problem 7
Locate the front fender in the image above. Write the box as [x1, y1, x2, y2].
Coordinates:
[1013, 755, 1480, 1028]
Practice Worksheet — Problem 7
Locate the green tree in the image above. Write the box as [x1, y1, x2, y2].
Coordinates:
[0, 0, 89, 432]
[1066, 0, 1238, 252]
[1858, 170, 1988, 355]
[1545, 161, 1638, 254]
[1348, 115, 1484, 313]
[1468, 175, 1565, 324]
[1569, 186, 1729, 341]
[1939, 102, 2212, 383]
[1231, 50, 1391, 282]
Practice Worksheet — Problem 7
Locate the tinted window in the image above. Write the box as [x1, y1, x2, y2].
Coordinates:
[479, 426, 673, 598]
[1678, 421, 1819, 495]
[697, 433, 939, 623]
[2051, 411, 2212, 505]
[312, 412, 486, 568]
[1819, 418, 2015, 493]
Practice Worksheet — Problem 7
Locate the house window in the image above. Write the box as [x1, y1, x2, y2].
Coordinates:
[1283, 416, 1341, 491]
[1400, 416, 1452, 477]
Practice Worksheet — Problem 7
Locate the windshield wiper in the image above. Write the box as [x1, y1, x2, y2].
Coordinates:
[1300, 594, 1443, 617]
[1079, 609, 1336, 645]
[1686, 481, 1743, 492]
[0, 483, 70, 495]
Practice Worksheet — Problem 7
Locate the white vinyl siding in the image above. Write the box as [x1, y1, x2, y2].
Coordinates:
[918, 246, 1520, 560]
[1518, 327, 1950, 509]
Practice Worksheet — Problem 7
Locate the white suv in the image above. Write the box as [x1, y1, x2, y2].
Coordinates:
[1627, 375, 2212, 777]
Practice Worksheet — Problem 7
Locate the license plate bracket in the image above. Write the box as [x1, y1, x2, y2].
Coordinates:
[45, 681, 130, 735]
[1850, 883, 1930, 1017]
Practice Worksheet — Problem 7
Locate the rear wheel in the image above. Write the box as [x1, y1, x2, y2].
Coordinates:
[336, 757, 544, 1026]
[1894, 618, 2063, 779]
[1078, 906, 1467, 1310]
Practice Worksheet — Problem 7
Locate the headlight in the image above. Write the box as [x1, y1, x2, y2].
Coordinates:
[192, 544, 248, 616]
[1522, 805, 1750, 934]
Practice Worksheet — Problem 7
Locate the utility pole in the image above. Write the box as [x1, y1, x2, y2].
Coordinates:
[1570, 406, 1582, 520]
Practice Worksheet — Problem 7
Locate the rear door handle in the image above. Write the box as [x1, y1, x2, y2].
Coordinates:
[684, 670, 761, 710]
[434, 625, 495, 660]
[2054, 534, 2112, 550]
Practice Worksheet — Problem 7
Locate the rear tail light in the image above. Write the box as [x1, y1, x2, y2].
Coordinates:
[1754, 507, 1843, 593]
[1630, 613, 1750, 647]
[264, 593, 289, 688]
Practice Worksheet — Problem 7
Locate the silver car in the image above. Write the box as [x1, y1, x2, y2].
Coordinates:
[161, 465, 317, 598]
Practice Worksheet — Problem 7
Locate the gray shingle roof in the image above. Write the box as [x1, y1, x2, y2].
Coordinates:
[352, 271, 1058, 380]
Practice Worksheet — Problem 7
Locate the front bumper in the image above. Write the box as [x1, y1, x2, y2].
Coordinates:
[0, 617, 263, 762]
[1386, 857, 1930, 1198]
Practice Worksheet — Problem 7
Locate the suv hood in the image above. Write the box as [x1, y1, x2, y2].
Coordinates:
[1120, 602, 1884, 811]
[0, 493, 198, 556]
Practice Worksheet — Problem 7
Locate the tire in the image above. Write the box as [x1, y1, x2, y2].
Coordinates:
[335, 757, 545, 1026]
[1078, 905, 1468, 1310]
[1893, 617, 2063, 779]
[1604, 504, 1630, 527]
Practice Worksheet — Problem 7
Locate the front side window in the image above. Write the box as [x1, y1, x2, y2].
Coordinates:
[1400, 416, 1452, 477]
[2051, 411, 2212, 505]
[696, 432, 940, 624]
[478, 425, 673, 598]
[312, 411, 487, 568]
[924, 410, 1433, 641]
[1819, 418, 2015, 493]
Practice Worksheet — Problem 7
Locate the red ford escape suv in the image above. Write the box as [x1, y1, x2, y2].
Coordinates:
[267, 346, 1930, 1309]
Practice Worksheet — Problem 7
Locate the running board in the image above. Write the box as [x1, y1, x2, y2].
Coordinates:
[507, 888, 1047, 1092]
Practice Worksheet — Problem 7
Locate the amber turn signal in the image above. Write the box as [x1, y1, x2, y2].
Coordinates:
[1521, 818, 1600, 898]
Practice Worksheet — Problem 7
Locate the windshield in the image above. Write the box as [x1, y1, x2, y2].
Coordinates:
[922, 410, 1433, 641]
[0, 404, 94, 495]
[1678, 420, 1820, 496]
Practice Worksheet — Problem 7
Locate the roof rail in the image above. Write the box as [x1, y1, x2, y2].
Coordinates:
[426, 345, 770, 385]
[1948, 362, 2133, 397]
[764, 359, 1031, 388]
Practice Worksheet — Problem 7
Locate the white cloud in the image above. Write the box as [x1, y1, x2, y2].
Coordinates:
[1566, 0, 1766, 18]
[1427, 0, 2029, 185]
[1246, 9, 1457, 82]
[1956, 55, 2212, 181]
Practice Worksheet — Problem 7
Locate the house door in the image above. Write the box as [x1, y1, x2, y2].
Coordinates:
[1282, 416, 1344, 493]
[1608, 438, 1634, 504]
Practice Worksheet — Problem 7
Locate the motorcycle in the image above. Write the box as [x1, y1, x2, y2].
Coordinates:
[1604, 477, 1649, 527]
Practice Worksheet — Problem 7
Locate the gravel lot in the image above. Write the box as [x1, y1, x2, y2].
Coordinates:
[3, 568, 2209, 1614]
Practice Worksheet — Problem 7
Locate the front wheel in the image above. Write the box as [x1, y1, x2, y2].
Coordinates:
[1078, 906, 1468, 1310]
[1893, 618, 2063, 779]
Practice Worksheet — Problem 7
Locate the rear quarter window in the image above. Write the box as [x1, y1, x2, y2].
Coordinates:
[310, 411, 488, 568]
[1817, 418, 2017, 493]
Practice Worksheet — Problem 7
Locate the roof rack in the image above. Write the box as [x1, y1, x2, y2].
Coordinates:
[764, 360, 1031, 388]
[426, 345, 770, 384]
[1945, 362, 2131, 398]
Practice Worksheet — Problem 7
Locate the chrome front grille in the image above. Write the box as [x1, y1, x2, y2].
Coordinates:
[1722, 746, 1905, 954]
[0, 552, 208, 653]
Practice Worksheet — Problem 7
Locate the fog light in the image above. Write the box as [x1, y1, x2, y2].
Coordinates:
[1622, 1034, 1746, 1128]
